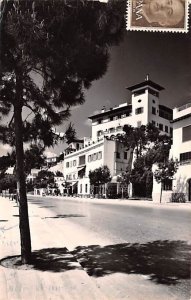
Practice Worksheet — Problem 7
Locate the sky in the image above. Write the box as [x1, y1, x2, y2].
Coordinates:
[54, 29, 191, 155]
[0, 12, 190, 156]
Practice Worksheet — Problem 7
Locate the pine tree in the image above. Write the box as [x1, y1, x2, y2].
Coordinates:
[0, 0, 125, 263]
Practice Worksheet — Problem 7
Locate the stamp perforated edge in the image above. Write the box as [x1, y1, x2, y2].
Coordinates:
[126, 0, 190, 33]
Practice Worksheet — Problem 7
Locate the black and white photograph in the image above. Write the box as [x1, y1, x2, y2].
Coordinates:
[0, 0, 190, 299]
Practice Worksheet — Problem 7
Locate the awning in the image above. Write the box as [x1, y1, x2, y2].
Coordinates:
[77, 166, 86, 172]
[111, 176, 118, 183]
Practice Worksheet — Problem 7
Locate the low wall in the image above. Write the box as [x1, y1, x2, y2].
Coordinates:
[152, 191, 172, 203]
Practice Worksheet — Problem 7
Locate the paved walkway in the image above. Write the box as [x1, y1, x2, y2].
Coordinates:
[0, 196, 107, 300]
[0, 196, 190, 300]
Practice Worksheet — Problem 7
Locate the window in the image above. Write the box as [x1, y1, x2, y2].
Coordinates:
[116, 126, 122, 132]
[137, 121, 142, 127]
[134, 89, 145, 96]
[170, 127, 173, 136]
[152, 99, 155, 104]
[159, 110, 172, 121]
[180, 151, 191, 164]
[165, 125, 168, 133]
[109, 127, 115, 133]
[79, 155, 85, 166]
[116, 152, 120, 159]
[110, 116, 113, 121]
[159, 123, 163, 131]
[73, 174, 76, 179]
[98, 151, 102, 160]
[138, 99, 142, 103]
[80, 184, 82, 193]
[88, 155, 91, 162]
[93, 153, 97, 161]
[98, 119, 102, 124]
[85, 184, 88, 193]
[148, 88, 159, 97]
[152, 107, 156, 115]
[152, 120, 156, 126]
[73, 160, 76, 167]
[182, 125, 191, 142]
[135, 107, 143, 115]
[124, 152, 127, 159]
[97, 130, 103, 137]
[66, 162, 69, 168]
[162, 179, 172, 191]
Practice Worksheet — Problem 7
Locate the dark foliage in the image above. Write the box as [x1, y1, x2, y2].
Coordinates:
[0, 174, 17, 192]
[89, 165, 111, 186]
[34, 170, 55, 188]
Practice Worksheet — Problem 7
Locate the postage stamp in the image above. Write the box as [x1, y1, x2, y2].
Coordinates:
[126, 0, 189, 33]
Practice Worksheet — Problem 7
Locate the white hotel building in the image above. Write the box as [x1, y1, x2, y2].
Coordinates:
[63, 78, 173, 197]
[171, 103, 191, 201]
[152, 103, 191, 202]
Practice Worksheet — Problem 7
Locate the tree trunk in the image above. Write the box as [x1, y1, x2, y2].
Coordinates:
[160, 182, 163, 204]
[14, 87, 31, 264]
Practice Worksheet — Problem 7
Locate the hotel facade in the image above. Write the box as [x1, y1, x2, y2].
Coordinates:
[171, 104, 191, 201]
[63, 78, 174, 197]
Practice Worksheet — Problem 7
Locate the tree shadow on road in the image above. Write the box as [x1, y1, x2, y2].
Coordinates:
[43, 214, 86, 219]
[30, 201, 45, 205]
[39, 206, 55, 208]
[72, 240, 191, 285]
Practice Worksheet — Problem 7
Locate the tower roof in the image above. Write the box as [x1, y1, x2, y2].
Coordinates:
[127, 79, 164, 92]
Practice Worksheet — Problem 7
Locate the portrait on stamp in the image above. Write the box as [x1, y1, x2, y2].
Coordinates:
[128, 0, 187, 30]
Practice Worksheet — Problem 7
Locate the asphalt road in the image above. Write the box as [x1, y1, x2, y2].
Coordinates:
[27, 196, 191, 300]
[28, 196, 191, 244]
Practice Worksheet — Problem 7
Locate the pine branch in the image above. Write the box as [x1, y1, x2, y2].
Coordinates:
[8, 113, 14, 128]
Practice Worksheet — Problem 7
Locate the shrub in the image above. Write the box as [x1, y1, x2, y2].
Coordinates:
[170, 193, 186, 203]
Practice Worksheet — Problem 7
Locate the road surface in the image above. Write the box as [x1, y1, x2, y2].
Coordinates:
[27, 196, 191, 300]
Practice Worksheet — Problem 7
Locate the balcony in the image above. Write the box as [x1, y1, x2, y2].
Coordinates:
[180, 159, 191, 166]
[173, 102, 191, 120]
[177, 103, 191, 112]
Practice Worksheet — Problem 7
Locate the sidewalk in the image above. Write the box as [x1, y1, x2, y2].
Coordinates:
[0, 196, 108, 300]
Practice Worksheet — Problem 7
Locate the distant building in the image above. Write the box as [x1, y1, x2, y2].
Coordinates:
[45, 152, 58, 168]
[5, 167, 14, 175]
[26, 169, 41, 183]
[89, 79, 172, 142]
[64, 139, 84, 156]
[64, 137, 131, 196]
[48, 161, 64, 175]
[152, 103, 191, 202]
[63, 78, 173, 197]
[171, 103, 191, 201]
